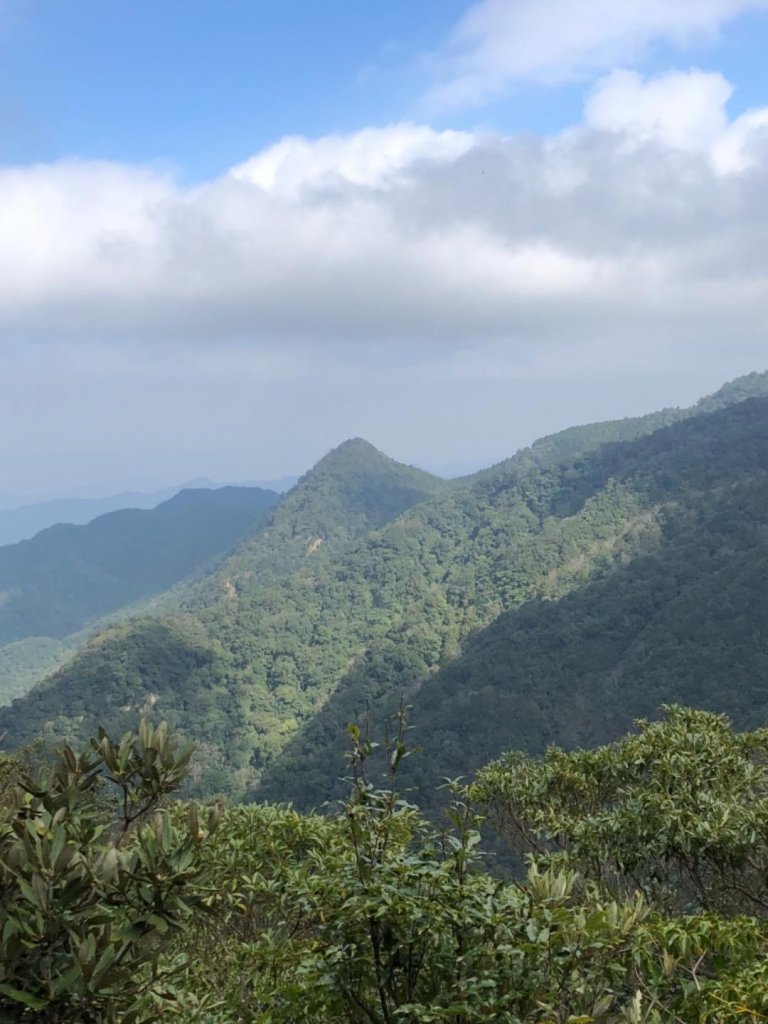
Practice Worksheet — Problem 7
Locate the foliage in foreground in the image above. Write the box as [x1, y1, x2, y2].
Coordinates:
[4, 709, 768, 1022]
[0, 722, 220, 1023]
[173, 710, 768, 1024]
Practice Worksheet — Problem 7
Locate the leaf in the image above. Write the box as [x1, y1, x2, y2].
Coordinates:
[0, 984, 48, 1009]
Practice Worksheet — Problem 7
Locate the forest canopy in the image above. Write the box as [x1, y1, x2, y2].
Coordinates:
[2, 709, 768, 1022]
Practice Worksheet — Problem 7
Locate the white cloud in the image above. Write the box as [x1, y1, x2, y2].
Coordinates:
[424, 0, 768, 109]
[230, 124, 475, 198]
[0, 82, 767, 385]
[712, 107, 768, 172]
[584, 69, 732, 151]
[582, 68, 768, 174]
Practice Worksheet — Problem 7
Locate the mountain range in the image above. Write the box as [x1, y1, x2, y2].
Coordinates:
[2, 371, 768, 809]
[0, 486, 280, 703]
[0, 476, 297, 547]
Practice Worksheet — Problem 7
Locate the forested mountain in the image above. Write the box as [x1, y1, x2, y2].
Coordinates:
[0, 441, 447, 780]
[0, 486, 281, 646]
[3, 373, 768, 804]
[0, 476, 298, 547]
[259, 391, 768, 807]
[458, 370, 768, 486]
[182, 437, 448, 603]
[0, 486, 281, 704]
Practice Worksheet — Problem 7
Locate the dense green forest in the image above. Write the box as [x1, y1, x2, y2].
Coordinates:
[2, 710, 768, 1022]
[3, 372, 768, 805]
[0, 486, 280, 704]
[0, 486, 280, 646]
[0, 637, 75, 705]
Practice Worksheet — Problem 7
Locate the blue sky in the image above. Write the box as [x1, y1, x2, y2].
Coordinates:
[1, 0, 768, 500]
[4, 1, 767, 174]
[1, 1, 467, 175]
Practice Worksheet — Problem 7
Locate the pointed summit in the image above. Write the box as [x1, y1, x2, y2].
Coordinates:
[179, 437, 447, 605]
[277, 437, 445, 548]
[306, 437, 390, 475]
[326, 436, 380, 454]
[301, 436, 439, 488]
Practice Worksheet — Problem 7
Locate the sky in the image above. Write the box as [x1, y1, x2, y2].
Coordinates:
[1, 0, 768, 501]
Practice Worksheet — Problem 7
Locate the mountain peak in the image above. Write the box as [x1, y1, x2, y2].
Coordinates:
[300, 438, 442, 490]
[337, 436, 379, 451]
[284, 437, 445, 537]
[312, 437, 388, 468]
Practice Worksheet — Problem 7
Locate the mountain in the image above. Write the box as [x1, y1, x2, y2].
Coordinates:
[0, 477, 297, 547]
[0, 489, 179, 547]
[3, 374, 768, 804]
[262, 391, 768, 809]
[0, 486, 282, 646]
[0, 637, 76, 706]
[0, 486, 281, 704]
[0, 441, 447, 779]
[457, 369, 768, 487]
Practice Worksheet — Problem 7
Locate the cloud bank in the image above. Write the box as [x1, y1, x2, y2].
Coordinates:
[1, 69, 767, 384]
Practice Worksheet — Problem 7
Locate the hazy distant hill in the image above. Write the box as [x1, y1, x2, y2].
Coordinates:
[0, 489, 179, 547]
[4, 372, 768, 806]
[0, 476, 297, 546]
[0, 485, 282, 646]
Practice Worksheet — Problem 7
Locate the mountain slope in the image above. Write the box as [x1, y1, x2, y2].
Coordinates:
[258, 392, 768, 807]
[0, 476, 299, 547]
[183, 438, 448, 603]
[0, 441, 447, 785]
[459, 370, 768, 487]
[0, 489, 182, 546]
[0, 486, 281, 704]
[4, 377, 768, 803]
[0, 486, 281, 648]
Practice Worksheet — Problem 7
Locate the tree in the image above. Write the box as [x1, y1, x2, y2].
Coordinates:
[0, 720, 219, 1023]
[473, 706, 768, 916]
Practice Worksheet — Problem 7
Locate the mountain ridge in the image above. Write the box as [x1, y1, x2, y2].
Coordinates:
[3, 373, 768, 802]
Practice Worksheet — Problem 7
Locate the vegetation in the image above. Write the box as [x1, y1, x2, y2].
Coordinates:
[0, 441, 449, 790]
[0, 637, 74, 706]
[0, 486, 280, 649]
[3, 373, 768, 810]
[475, 705, 768, 915]
[4, 712, 768, 1021]
[261, 389, 768, 808]
[0, 721, 221, 1022]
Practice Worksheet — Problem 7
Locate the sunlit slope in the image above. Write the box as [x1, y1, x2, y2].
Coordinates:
[0, 485, 282, 704]
[0, 440, 447, 783]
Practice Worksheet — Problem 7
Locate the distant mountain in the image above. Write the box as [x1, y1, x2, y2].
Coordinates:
[4, 373, 768, 807]
[0, 486, 280, 704]
[0, 489, 179, 547]
[175, 476, 298, 495]
[0, 477, 297, 546]
[456, 369, 768, 488]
